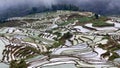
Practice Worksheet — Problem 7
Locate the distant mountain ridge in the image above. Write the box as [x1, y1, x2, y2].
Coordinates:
[0, 4, 80, 22]
[0, 4, 120, 22]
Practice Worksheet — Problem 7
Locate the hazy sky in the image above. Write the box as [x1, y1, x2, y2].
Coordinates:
[0, 0, 120, 10]
[0, 0, 56, 10]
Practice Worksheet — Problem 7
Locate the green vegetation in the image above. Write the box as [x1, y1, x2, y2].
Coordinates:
[98, 37, 120, 61]
[94, 13, 99, 19]
[47, 40, 64, 49]
[10, 59, 27, 68]
[101, 51, 110, 58]
[109, 52, 120, 61]
[59, 13, 112, 27]
[22, 37, 34, 43]
[61, 32, 73, 39]
[77, 17, 92, 23]
[102, 36, 110, 39]
[111, 47, 120, 51]
[92, 16, 114, 27]
[60, 16, 92, 26]
[98, 38, 120, 51]
[0, 20, 23, 27]
[48, 32, 73, 49]
[111, 44, 120, 51]
[92, 21, 114, 27]
[53, 32, 62, 40]
[25, 46, 40, 54]
[76, 15, 114, 27]
[51, 42, 62, 48]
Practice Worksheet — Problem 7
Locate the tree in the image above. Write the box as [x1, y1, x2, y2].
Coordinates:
[61, 32, 73, 39]
[94, 13, 99, 19]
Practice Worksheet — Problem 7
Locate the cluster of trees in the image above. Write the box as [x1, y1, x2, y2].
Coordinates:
[51, 4, 80, 11]
[29, 4, 80, 14]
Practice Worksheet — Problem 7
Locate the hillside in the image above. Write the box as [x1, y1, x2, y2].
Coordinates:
[0, 10, 120, 68]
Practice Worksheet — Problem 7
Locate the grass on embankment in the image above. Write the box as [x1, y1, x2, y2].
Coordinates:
[59, 14, 114, 27]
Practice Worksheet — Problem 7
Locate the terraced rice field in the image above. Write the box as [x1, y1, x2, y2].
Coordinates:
[0, 11, 120, 68]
